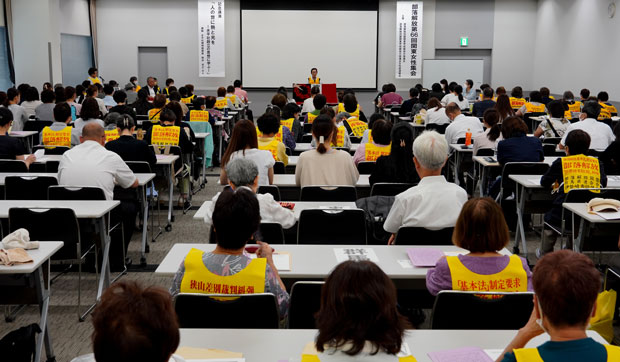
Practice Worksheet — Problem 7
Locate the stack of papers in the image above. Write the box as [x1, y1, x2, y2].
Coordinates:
[407, 248, 445, 267]
[428, 346, 495, 362]
[333, 248, 379, 262]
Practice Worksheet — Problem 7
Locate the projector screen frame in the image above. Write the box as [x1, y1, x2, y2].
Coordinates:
[239, 0, 379, 91]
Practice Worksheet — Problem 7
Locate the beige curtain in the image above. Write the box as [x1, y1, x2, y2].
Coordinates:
[89, 0, 97, 67]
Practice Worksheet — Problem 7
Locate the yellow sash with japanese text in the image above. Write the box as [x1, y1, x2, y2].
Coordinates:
[259, 139, 281, 161]
[447, 254, 527, 297]
[257, 125, 283, 142]
[337, 103, 360, 118]
[226, 95, 237, 104]
[514, 344, 620, 362]
[347, 118, 368, 137]
[332, 126, 346, 148]
[189, 110, 210, 122]
[180, 248, 265, 295]
[524, 102, 545, 113]
[214, 99, 228, 109]
[510, 97, 526, 109]
[181, 96, 193, 104]
[148, 108, 162, 121]
[561, 155, 601, 193]
[281, 118, 294, 131]
[307, 112, 318, 123]
[151, 125, 180, 146]
[42, 126, 72, 148]
[105, 129, 119, 143]
[567, 101, 582, 113]
[564, 110, 573, 119]
[365, 143, 391, 162]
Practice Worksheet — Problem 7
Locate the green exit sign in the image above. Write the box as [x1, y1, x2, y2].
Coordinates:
[460, 37, 469, 47]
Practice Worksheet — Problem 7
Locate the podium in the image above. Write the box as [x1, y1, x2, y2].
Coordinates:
[292, 83, 338, 105]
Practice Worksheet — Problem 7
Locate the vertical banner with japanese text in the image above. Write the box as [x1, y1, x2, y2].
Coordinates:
[396, 2, 423, 79]
[198, 0, 225, 77]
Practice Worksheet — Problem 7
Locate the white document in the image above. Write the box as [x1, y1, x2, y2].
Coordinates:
[33, 149, 45, 160]
[333, 248, 379, 263]
[247, 253, 291, 271]
[595, 210, 620, 220]
[398, 259, 414, 269]
[527, 178, 542, 185]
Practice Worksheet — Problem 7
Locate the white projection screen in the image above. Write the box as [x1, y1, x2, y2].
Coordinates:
[240, 2, 378, 89]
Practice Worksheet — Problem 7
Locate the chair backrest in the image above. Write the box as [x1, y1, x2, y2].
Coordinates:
[256, 222, 286, 244]
[289, 281, 324, 329]
[303, 123, 312, 134]
[5, 176, 58, 200]
[394, 226, 454, 245]
[357, 161, 376, 175]
[174, 293, 279, 329]
[541, 137, 561, 145]
[125, 161, 152, 174]
[300, 186, 357, 202]
[542, 143, 564, 157]
[257, 185, 281, 201]
[297, 209, 366, 245]
[0, 160, 28, 173]
[431, 291, 534, 329]
[33, 145, 70, 155]
[474, 148, 494, 157]
[48, 186, 106, 201]
[8, 207, 80, 261]
[24, 120, 52, 133]
[273, 161, 286, 174]
[301, 134, 312, 143]
[370, 182, 416, 197]
[500, 162, 550, 194]
[426, 123, 448, 134]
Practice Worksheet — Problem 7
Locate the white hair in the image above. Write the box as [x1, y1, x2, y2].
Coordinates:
[225, 158, 259, 187]
[412, 130, 449, 170]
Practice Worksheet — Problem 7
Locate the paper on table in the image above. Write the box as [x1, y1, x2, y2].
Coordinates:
[595, 210, 620, 220]
[484, 349, 504, 360]
[527, 178, 542, 185]
[407, 248, 445, 267]
[333, 248, 379, 263]
[397, 259, 413, 269]
[428, 346, 494, 362]
[156, 154, 166, 159]
[34, 149, 45, 160]
[175, 346, 243, 360]
[247, 253, 291, 271]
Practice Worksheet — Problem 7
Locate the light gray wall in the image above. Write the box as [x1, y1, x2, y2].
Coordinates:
[434, 0, 495, 49]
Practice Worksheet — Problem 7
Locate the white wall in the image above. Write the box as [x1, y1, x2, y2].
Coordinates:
[533, 0, 620, 100]
[59, 0, 90, 36]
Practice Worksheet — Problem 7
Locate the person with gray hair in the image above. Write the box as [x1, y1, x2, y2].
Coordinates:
[383, 131, 468, 244]
[559, 100, 614, 152]
[203, 158, 295, 239]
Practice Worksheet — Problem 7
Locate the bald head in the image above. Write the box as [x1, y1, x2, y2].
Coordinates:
[81, 123, 105, 144]
[445, 102, 462, 119]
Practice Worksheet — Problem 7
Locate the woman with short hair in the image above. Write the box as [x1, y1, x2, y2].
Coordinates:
[369, 122, 419, 186]
[74, 97, 105, 136]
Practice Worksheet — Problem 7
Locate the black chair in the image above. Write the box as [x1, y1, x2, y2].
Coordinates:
[357, 161, 375, 175]
[370, 182, 416, 197]
[174, 293, 279, 328]
[8, 207, 92, 319]
[5, 176, 58, 200]
[350, 136, 362, 144]
[456, 137, 468, 145]
[425, 123, 448, 134]
[48, 185, 106, 200]
[541, 137, 561, 145]
[297, 209, 367, 245]
[303, 123, 313, 134]
[23, 120, 52, 133]
[542, 143, 564, 157]
[0, 160, 28, 172]
[257, 185, 281, 201]
[523, 112, 547, 133]
[33, 145, 70, 155]
[288, 281, 324, 329]
[497, 162, 550, 202]
[300, 186, 357, 202]
[431, 291, 534, 329]
[274, 161, 286, 174]
[301, 134, 312, 143]
[474, 148, 494, 157]
[256, 222, 286, 244]
[394, 226, 454, 245]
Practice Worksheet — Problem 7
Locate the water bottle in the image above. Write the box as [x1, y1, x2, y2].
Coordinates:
[224, 108, 229, 117]
[465, 129, 472, 147]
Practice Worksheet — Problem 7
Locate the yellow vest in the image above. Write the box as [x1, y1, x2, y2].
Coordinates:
[215, 98, 228, 109]
[347, 118, 368, 137]
[332, 126, 346, 148]
[135, 85, 142, 92]
[524, 102, 546, 113]
[42, 126, 72, 148]
[514, 344, 620, 362]
[189, 110, 210, 122]
[105, 129, 120, 143]
[88, 76, 101, 85]
[257, 125, 283, 142]
[447, 254, 528, 295]
[567, 101, 582, 113]
[148, 108, 162, 121]
[181, 96, 194, 104]
[259, 138, 281, 161]
[365, 143, 391, 161]
[510, 97, 526, 109]
[564, 110, 573, 119]
[561, 155, 601, 193]
[308, 77, 320, 85]
[226, 94, 237, 104]
[151, 125, 180, 146]
[337, 103, 360, 118]
[307, 112, 319, 123]
[281, 118, 294, 132]
[180, 248, 266, 295]
[598, 102, 616, 120]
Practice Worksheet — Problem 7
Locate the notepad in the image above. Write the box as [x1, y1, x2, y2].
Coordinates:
[333, 248, 379, 263]
[595, 210, 620, 220]
[527, 178, 542, 185]
[428, 346, 494, 362]
[407, 248, 444, 267]
[247, 253, 291, 271]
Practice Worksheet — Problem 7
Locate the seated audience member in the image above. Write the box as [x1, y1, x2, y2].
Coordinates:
[58, 123, 138, 269]
[86, 85, 108, 117]
[309, 260, 414, 361]
[307, 94, 326, 123]
[74, 97, 105, 136]
[302, 85, 320, 114]
[105, 114, 156, 168]
[374, 84, 388, 110]
[539, 130, 606, 255]
[124, 82, 138, 104]
[341, 93, 367, 122]
[215, 86, 234, 109]
[21, 87, 42, 117]
[495, 94, 515, 122]
[473, 87, 496, 117]
[361, 113, 385, 144]
[132, 88, 153, 116]
[204, 96, 224, 122]
[539, 86, 554, 105]
[383, 131, 467, 243]
[473, 109, 502, 155]
[34, 89, 56, 121]
[83, 281, 182, 362]
[559, 101, 615, 152]
[399, 87, 423, 117]
[429, 83, 445, 101]
[533, 100, 570, 139]
[102, 84, 117, 108]
[143, 77, 160, 98]
[171, 187, 289, 318]
[40, 102, 80, 147]
[206, 158, 294, 233]
[509, 86, 526, 110]
[580, 88, 590, 102]
[281, 103, 303, 143]
[225, 85, 243, 108]
[262, 104, 296, 151]
[497, 116, 544, 166]
[295, 114, 359, 187]
[495, 86, 507, 98]
[498, 250, 620, 362]
[426, 197, 532, 296]
[109, 90, 137, 121]
[442, 85, 469, 110]
[169, 91, 188, 116]
[270, 93, 287, 111]
[6, 88, 28, 131]
[424, 97, 451, 125]
[65, 86, 82, 117]
[516, 90, 547, 117]
[602, 123, 620, 175]
[148, 94, 167, 121]
[0, 108, 35, 167]
[220, 120, 274, 186]
[330, 110, 353, 149]
[369, 122, 419, 186]
[444, 102, 484, 144]
[233, 79, 249, 103]
[164, 101, 196, 147]
[597, 91, 618, 120]
[185, 97, 209, 122]
[54, 86, 66, 103]
[257, 113, 289, 166]
[563, 91, 582, 114]
[353, 119, 392, 165]
[162, 78, 174, 97]
[464, 79, 477, 101]
[379, 83, 403, 107]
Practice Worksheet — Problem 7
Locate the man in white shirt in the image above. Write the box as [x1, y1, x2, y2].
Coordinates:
[559, 101, 615, 152]
[58, 123, 138, 269]
[204, 158, 295, 241]
[444, 102, 484, 144]
[144, 77, 160, 99]
[301, 86, 320, 114]
[384, 131, 468, 243]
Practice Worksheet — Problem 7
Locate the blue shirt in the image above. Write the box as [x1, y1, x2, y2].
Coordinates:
[500, 338, 608, 362]
[497, 134, 544, 166]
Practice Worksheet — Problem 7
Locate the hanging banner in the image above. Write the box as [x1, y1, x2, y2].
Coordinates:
[396, 2, 423, 79]
[198, 0, 225, 77]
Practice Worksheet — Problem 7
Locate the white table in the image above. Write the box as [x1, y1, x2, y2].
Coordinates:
[194, 201, 357, 221]
[272, 174, 370, 188]
[288, 155, 299, 167]
[177, 329, 606, 362]
[472, 156, 559, 196]
[0, 172, 154, 187]
[155, 154, 180, 230]
[0, 242, 63, 362]
[563, 202, 620, 252]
